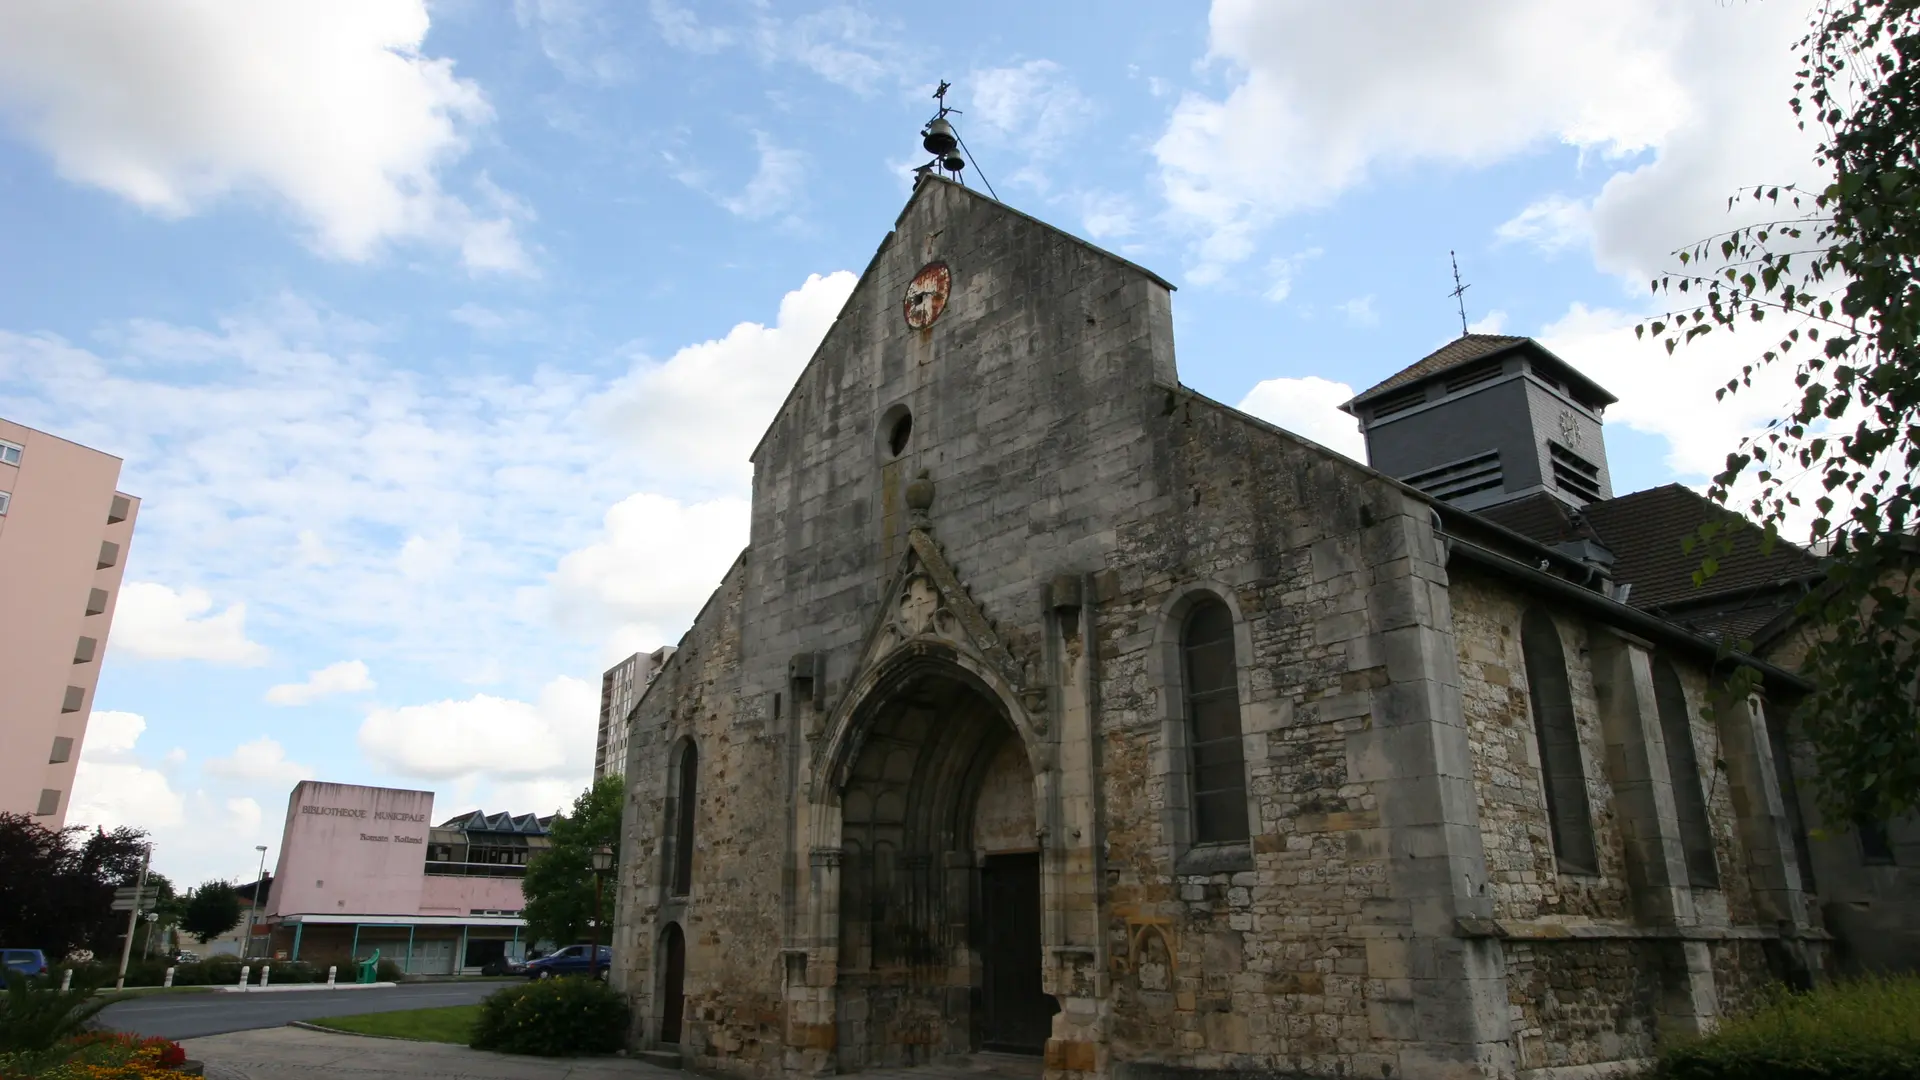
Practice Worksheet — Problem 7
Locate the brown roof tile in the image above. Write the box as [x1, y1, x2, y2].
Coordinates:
[1580, 485, 1824, 609]
[1348, 334, 1530, 405]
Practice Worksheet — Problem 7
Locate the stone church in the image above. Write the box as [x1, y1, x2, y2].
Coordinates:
[609, 174, 1851, 1080]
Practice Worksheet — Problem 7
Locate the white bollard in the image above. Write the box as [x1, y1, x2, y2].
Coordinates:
[327, 966, 337, 987]
[260, 965, 270, 988]
[163, 967, 174, 988]
[238, 965, 250, 989]
[60, 969, 72, 991]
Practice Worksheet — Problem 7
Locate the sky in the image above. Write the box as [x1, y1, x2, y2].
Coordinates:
[0, 0, 1830, 888]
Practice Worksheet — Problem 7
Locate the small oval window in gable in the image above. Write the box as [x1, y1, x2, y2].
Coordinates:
[879, 403, 913, 460]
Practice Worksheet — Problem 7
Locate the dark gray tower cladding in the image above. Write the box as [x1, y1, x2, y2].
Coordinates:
[1340, 334, 1618, 512]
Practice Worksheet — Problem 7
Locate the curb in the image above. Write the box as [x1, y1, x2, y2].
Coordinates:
[213, 982, 399, 994]
[286, 1021, 433, 1043]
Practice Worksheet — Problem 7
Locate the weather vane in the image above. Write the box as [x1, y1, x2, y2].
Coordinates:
[1448, 251, 1471, 337]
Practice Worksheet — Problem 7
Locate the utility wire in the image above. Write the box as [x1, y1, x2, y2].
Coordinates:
[956, 133, 999, 202]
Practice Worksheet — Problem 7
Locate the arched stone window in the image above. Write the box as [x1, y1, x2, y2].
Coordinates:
[1520, 608, 1597, 874]
[666, 739, 698, 896]
[1651, 657, 1719, 887]
[1184, 599, 1249, 845]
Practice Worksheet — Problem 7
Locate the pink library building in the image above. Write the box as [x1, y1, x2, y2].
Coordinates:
[0, 417, 138, 829]
[262, 780, 553, 974]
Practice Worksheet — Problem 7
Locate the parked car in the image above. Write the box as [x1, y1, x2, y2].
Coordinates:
[522, 944, 612, 979]
[479, 956, 525, 976]
[2, 949, 49, 980]
[171, 950, 200, 964]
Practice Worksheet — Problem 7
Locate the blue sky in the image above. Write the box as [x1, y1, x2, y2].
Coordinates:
[0, 0, 1825, 886]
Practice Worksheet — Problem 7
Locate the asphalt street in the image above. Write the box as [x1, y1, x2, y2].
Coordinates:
[100, 982, 507, 1040]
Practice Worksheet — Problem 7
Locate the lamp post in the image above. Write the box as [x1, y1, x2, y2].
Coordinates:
[242, 844, 267, 960]
[588, 843, 614, 981]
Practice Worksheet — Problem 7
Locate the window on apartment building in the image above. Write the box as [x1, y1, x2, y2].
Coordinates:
[35, 789, 61, 816]
[97, 541, 119, 569]
[86, 588, 108, 615]
[1520, 607, 1599, 874]
[1651, 657, 1720, 888]
[108, 495, 130, 523]
[0, 491, 9, 515]
[1184, 598, 1250, 845]
[50, 737, 73, 764]
[61, 686, 84, 713]
[74, 637, 97, 665]
[0, 441, 20, 466]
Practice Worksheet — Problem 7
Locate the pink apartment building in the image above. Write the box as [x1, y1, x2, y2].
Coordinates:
[0, 417, 138, 830]
[262, 780, 554, 974]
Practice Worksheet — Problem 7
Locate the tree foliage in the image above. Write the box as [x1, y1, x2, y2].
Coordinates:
[520, 775, 623, 948]
[179, 882, 243, 945]
[0, 815, 150, 962]
[1638, 0, 1920, 823]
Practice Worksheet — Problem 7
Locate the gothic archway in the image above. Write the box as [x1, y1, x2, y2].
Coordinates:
[833, 665, 1057, 1069]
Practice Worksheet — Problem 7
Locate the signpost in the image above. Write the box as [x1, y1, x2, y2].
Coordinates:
[113, 847, 154, 991]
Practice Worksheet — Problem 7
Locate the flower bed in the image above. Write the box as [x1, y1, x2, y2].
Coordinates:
[0, 1034, 189, 1080]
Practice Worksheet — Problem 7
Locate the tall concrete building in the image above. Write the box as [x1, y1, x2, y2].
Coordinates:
[0, 418, 138, 830]
[597, 647, 676, 780]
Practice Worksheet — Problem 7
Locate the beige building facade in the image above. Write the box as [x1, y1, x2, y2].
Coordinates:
[0, 417, 138, 830]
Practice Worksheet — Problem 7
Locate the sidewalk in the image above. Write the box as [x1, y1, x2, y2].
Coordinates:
[181, 1026, 679, 1080]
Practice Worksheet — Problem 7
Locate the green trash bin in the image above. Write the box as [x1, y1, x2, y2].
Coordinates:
[357, 948, 381, 984]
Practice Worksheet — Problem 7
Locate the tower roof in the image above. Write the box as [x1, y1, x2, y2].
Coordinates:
[1341, 334, 1617, 412]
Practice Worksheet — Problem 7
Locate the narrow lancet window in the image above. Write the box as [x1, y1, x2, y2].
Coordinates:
[1652, 657, 1719, 887]
[1184, 599, 1249, 844]
[1520, 608, 1598, 873]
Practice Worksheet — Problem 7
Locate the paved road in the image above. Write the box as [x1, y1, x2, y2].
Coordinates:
[100, 982, 507, 1040]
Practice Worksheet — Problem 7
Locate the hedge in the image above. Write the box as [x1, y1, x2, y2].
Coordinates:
[1659, 975, 1920, 1080]
[469, 977, 628, 1057]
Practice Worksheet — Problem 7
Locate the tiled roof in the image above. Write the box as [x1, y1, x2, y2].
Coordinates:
[1347, 334, 1530, 405]
[1472, 485, 1824, 617]
[1581, 485, 1824, 609]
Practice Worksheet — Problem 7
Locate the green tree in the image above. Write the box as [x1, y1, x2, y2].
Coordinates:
[0, 814, 150, 961]
[521, 775, 623, 947]
[1639, 0, 1920, 823]
[179, 882, 243, 945]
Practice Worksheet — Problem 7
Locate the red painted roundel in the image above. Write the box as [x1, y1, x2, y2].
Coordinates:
[903, 262, 951, 329]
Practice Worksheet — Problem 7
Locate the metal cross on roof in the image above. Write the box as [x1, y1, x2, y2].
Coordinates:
[1449, 251, 1471, 337]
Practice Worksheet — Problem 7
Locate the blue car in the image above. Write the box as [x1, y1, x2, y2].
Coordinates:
[2, 949, 49, 980]
[523, 944, 612, 979]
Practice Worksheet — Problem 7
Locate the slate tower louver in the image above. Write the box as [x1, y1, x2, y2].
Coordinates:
[1340, 334, 1618, 512]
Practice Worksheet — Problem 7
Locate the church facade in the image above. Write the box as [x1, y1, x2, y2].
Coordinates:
[609, 177, 1828, 1080]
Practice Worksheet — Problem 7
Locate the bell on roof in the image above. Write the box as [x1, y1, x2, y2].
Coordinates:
[923, 117, 957, 156]
[942, 151, 965, 173]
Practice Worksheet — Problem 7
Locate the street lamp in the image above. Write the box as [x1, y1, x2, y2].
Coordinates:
[242, 844, 267, 960]
[588, 844, 614, 981]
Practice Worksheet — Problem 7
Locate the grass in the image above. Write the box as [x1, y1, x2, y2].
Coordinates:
[309, 1005, 479, 1045]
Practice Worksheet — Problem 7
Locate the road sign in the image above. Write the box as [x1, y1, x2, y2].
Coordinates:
[110, 887, 155, 912]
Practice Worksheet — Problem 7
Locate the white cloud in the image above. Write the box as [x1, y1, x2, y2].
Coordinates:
[598, 270, 857, 480]
[514, 0, 628, 85]
[650, 1, 906, 93]
[359, 675, 597, 783]
[717, 133, 806, 220]
[0, 0, 526, 273]
[1076, 191, 1140, 242]
[70, 761, 186, 830]
[1236, 375, 1366, 461]
[265, 660, 374, 706]
[204, 737, 310, 785]
[968, 60, 1095, 158]
[81, 710, 148, 758]
[1156, 0, 1819, 283]
[112, 582, 270, 665]
[1261, 247, 1323, 302]
[1468, 311, 1509, 336]
[1496, 194, 1593, 253]
[294, 529, 337, 567]
[1336, 295, 1379, 327]
[547, 493, 750, 655]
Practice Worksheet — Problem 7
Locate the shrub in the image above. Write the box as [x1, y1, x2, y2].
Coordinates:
[1, 1032, 188, 1080]
[376, 960, 403, 983]
[1659, 975, 1920, 1080]
[0, 973, 113, 1054]
[469, 977, 628, 1057]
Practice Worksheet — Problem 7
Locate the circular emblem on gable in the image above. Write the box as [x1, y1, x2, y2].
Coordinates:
[903, 262, 951, 329]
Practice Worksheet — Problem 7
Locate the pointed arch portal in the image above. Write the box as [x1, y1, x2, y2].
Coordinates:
[832, 666, 1057, 1067]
